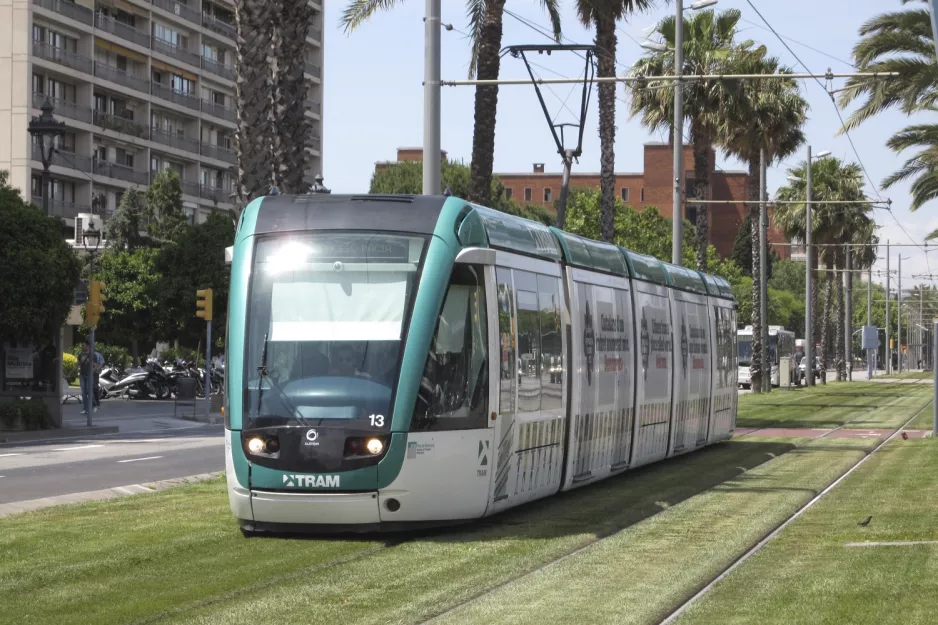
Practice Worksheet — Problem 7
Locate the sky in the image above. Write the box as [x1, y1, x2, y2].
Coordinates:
[321, 0, 938, 297]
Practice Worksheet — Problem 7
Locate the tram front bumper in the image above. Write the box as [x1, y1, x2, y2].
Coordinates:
[230, 485, 381, 526]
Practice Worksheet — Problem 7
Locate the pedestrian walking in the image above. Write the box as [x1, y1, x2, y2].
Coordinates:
[78, 341, 104, 415]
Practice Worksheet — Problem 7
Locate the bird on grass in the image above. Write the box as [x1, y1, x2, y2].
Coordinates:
[858, 516, 872, 527]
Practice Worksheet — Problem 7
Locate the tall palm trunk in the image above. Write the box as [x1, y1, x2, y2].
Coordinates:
[595, 14, 617, 243]
[820, 259, 834, 385]
[691, 127, 710, 270]
[747, 157, 763, 393]
[467, 0, 507, 206]
[835, 251, 846, 381]
[234, 0, 273, 210]
[271, 0, 313, 194]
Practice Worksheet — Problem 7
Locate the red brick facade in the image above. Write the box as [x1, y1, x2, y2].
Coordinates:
[376, 144, 790, 259]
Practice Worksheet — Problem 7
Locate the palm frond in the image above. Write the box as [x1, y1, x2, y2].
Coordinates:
[465, 0, 486, 79]
[340, 0, 403, 33]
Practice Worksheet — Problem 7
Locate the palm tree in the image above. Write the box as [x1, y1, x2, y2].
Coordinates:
[629, 8, 761, 270]
[774, 157, 871, 384]
[839, 1, 938, 217]
[722, 56, 808, 392]
[233, 0, 273, 210]
[341, 1, 561, 206]
[576, 0, 656, 242]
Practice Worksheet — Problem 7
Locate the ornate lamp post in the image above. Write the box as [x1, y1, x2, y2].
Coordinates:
[309, 173, 331, 194]
[27, 98, 66, 217]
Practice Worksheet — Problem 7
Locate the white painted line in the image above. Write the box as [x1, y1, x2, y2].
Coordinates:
[117, 456, 164, 463]
[52, 444, 106, 452]
[845, 541, 938, 547]
[0, 453, 24, 458]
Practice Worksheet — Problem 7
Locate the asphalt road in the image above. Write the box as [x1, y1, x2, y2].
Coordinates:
[1, 398, 223, 505]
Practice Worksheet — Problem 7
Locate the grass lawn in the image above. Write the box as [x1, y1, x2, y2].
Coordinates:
[877, 371, 933, 380]
[0, 382, 929, 625]
[673, 437, 938, 625]
[908, 401, 935, 429]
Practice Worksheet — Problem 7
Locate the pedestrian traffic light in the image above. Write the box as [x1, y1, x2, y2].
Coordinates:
[196, 288, 213, 321]
[85, 280, 106, 327]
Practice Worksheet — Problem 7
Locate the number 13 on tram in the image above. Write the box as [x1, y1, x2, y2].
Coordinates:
[223, 194, 738, 534]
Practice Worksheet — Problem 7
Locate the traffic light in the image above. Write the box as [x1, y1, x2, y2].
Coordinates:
[85, 280, 106, 328]
[196, 288, 213, 321]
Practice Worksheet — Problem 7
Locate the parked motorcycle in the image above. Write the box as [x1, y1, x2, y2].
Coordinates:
[104, 360, 170, 399]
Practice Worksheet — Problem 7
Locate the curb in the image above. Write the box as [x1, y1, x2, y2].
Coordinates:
[0, 471, 224, 518]
[0, 426, 120, 446]
[179, 413, 224, 426]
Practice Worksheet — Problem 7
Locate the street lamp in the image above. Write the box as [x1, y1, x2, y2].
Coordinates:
[309, 172, 331, 194]
[27, 98, 66, 217]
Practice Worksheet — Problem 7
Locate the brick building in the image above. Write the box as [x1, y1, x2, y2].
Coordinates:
[376, 143, 790, 259]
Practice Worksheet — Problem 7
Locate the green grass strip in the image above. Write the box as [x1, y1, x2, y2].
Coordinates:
[673, 438, 938, 625]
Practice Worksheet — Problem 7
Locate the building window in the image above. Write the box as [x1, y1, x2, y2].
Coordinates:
[543, 188, 552, 203]
[524, 188, 532, 202]
[505, 188, 512, 200]
[621, 188, 629, 202]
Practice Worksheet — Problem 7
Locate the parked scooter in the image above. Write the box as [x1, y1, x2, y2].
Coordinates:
[105, 360, 170, 399]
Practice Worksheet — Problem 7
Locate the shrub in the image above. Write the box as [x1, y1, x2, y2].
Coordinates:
[0, 398, 53, 431]
[62, 353, 78, 383]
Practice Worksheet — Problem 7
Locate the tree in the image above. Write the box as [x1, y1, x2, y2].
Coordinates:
[144, 170, 189, 243]
[368, 158, 551, 223]
[341, 0, 562, 206]
[234, 0, 273, 212]
[629, 8, 759, 270]
[576, 0, 656, 242]
[730, 213, 779, 280]
[91, 248, 161, 364]
[151, 212, 235, 347]
[881, 125, 938, 220]
[104, 187, 144, 252]
[775, 156, 875, 383]
[768, 259, 805, 300]
[0, 171, 82, 344]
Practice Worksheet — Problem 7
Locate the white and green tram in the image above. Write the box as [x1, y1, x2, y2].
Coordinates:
[224, 193, 739, 534]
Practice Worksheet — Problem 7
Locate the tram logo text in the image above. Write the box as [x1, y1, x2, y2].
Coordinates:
[282, 474, 340, 488]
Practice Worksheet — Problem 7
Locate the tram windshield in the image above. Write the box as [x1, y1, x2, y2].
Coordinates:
[738, 335, 753, 366]
[243, 233, 426, 429]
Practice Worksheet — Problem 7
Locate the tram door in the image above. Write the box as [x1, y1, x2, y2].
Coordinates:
[486, 261, 567, 515]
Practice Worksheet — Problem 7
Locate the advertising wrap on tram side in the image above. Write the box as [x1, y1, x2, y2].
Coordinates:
[667, 288, 712, 455]
[629, 280, 674, 469]
[563, 269, 636, 489]
[708, 297, 738, 442]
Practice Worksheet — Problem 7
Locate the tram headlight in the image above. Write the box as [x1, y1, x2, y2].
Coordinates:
[247, 437, 265, 454]
[366, 438, 384, 455]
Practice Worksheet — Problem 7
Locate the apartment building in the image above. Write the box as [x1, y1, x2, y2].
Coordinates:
[0, 0, 324, 230]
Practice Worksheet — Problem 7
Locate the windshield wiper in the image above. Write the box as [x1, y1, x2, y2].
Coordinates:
[256, 332, 308, 426]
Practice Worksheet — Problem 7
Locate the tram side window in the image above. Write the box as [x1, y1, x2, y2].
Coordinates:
[538, 275, 562, 412]
[516, 288, 542, 413]
[497, 268, 515, 416]
[412, 264, 489, 431]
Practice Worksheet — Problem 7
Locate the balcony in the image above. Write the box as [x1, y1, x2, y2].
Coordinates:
[32, 41, 93, 75]
[202, 14, 235, 39]
[201, 57, 235, 81]
[94, 62, 149, 93]
[32, 0, 93, 25]
[180, 180, 201, 197]
[31, 196, 86, 220]
[31, 145, 94, 173]
[200, 184, 232, 203]
[306, 99, 321, 115]
[151, 82, 201, 111]
[309, 135, 321, 152]
[201, 143, 235, 163]
[150, 0, 200, 25]
[201, 100, 237, 123]
[152, 38, 200, 68]
[151, 128, 199, 153]
[309, 27, 322, 42]
[94, 159, 150, 185]
[93, 110, 149, 139]
[94, 12, 151, 47]
[305, 61, 320, 78]
[32, 93, 94, 124]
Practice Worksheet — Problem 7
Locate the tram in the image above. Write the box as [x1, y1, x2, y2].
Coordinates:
[223, 194, 738, 533]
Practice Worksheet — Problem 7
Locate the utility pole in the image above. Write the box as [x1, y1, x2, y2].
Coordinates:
[934, 316, 937, 436]
[760, 148, 770, 392]
[672, 0, 684, 266]
[885, 241, 891, 375]
[804, 145, 814, 386]
[558, 148, 574, 229]
[898, 256, 903, 373]
[196, 289, 213, 414]
[423, 0, 441, 195]
[867, 267, 873, 379]
[845, 246, 852, 381]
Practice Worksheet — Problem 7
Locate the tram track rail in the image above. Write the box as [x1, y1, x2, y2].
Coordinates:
[419, 379, 931, 625]
[656, 389, 934, 625]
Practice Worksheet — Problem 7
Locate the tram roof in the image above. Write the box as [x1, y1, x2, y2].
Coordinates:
[619, 249, 670, 286]
[661, 262, 709, 295]
[699, 272, 735, 300]
[465, 205, 564, 261]
[549, 228, 631, 277]
[247, 194, 450, 237]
